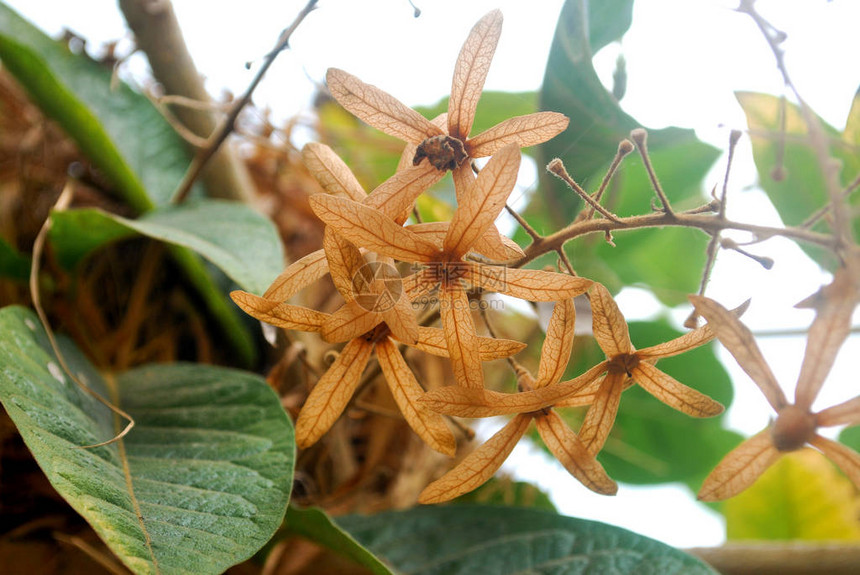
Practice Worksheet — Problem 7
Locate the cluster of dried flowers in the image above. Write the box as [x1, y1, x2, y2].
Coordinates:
[232, 10, 860, 505]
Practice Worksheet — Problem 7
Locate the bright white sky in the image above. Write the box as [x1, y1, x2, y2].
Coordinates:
[7, 0, 860, 550]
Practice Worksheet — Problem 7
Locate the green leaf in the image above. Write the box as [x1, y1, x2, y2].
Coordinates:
[0, 3, 194, 210]
[550, 319, 742, 487]
[338, 505, 717, 574]
[282, 506, 394, 575]
[0, 305, 295, 574]
[723, 450, 860, 541]
[50, 200, 284, 296]
[737, 90, 860, 270]
[536, 0, 719, 305]
[0, 237, 31, 280]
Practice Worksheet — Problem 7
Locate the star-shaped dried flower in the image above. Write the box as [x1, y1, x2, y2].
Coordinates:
[309, 144, 592, 390]
[418, 299, 617, 504]
[690, 264, 860, 500]
[421, 283, 726, 457]
[293, 229, 525, 455]
[326, 10, 568, 192]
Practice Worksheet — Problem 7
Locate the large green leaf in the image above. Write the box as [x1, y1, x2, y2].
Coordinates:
[549, 319, 741, 487]
[50, 200, 284, 296]
[0, 305, 295, 574]
[338, 505, 717, 574]
[0, 3, 194, 210]
[737, 90, 860, 270]
[723, 450, 860, 541]
[282, 506, 394, 575]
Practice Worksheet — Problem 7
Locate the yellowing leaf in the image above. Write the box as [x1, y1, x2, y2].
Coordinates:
[723, 449, 860, 541]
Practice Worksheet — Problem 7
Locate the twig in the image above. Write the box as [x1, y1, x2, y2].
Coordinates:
[630, 128, 675, 216]
[546, 158, 623, 223]
[504, 203, 542, 241]
[30, 183, 135, 448]
[580, 139, 635, 221]
[170, 0, 319, 204]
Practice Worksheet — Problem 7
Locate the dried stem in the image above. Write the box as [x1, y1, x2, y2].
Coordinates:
[505, 203, 542, 241]
[547, 158, 623, 223]
[170, 0, 319, 204]
[630, 128, 675, 216]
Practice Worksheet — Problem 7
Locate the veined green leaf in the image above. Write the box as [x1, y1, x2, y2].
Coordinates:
[0, 305, 295, 574]
[0, 237, 31, 280]
[338, 505, 717, 574]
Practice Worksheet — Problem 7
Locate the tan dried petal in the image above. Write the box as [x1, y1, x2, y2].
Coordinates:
[309, 195, 438, 263]
[380, 286, 419, 345]
[421, 361, 609, 418]
[637, 324, 716, 361]
[816, 395, 860, 427]
[230, 290, 326, 332]
[363, 162, 445, 223]
[690, 295, 787, 411]
[418, 414, 530, 504]
[534, 411, 618, 495]
[697, 429, 780, 501]
[413, 326, 525, 360]
[471, 267, 592, 301]
[796, 267, 859, 410]
[444, 144, 521, 259]
[467, 112, 570, 158]
[440, 286, 484, 389]
[632, 362, 724, 417]
[301, 142, 366, 202]
[535, 299, 576, 388]
[554, 376, 634, 408]
[321, 301, 380, 343]
[407, 221, 522, 261]
[448, 9, 503, 141]
[326, 68, 443, 144]
[810, 434, 860, 490]
[295, 338, 374, 448]
[578, 370, 625, 455]
[323, 228, 365, 302]
[263, 249, 329, 302]
[376, 338, 456, 456]
[590, 282, 633, 358]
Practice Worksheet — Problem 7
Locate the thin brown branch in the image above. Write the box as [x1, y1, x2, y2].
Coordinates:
[170, 0, 319, 204]
[582, 138, 635, 221]
[504, 203, 542, 241]
[546, 158, 623, 223]
[630, 128, 675, 216]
